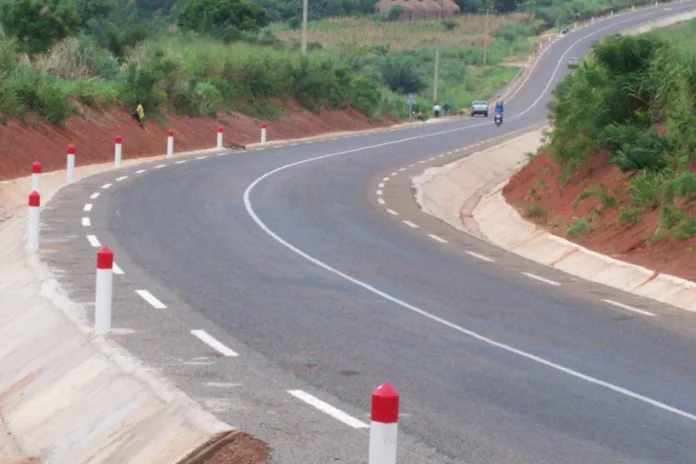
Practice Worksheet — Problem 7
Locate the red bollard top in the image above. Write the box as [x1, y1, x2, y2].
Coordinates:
[115, 135, 122, 144]
[168, 129, 174, 137]
[96, 246, 114, 269]
[217, 126, 223, 133]
[67, 144, 75, 154]
[371, 382, 399, 423]
[28, 191, 40, 207]
[32, 161, 41, 174]
[261, 122, 267, 129]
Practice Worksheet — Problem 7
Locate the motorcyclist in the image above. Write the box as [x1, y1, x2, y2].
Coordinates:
[494, 100, 504, 124]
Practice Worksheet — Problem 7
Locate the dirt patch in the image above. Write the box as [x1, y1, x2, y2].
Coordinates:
[0, 100, 392, 181]
[503, 149, 696, 280]
[201, 432, 271, 464]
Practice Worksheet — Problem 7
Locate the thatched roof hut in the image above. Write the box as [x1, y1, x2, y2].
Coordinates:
[438, 0, 460, 18]
[419, 0, 443, 20]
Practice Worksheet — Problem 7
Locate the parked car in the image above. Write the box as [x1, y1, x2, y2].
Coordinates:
[470, 100, 489, 117]
[568, 56, 580, 69]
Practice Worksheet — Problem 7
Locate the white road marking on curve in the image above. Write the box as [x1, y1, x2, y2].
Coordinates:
[601, 299, 656, 317]
[287, 390, 369, 429]
[135, 290, 167, 309]
[191, 330, 239, 356]
[522, 272, 561, 286]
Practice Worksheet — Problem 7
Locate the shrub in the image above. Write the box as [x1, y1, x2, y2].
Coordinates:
[567, 217, 591, 237]
[378, 58, 425, 95]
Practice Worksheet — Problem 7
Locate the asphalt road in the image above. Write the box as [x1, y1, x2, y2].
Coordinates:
[48, 3, 696, 463]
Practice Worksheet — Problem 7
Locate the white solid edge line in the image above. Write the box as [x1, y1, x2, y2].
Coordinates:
[135, 289, 167, 309]
[428, 233, 448, 243]
[190, 330, 239, 357]
[89, 192, 100, 200]
[241, 5, 696, 426]
[113, 263, 124, 275]
[465, 251, 495, 262]
[83, 203, 93, 212]
[101, 183, 112, 189]
[287, 390, 369, 429]
[86, 235, 100, 247]
[403, 220, 419, 228]
[522, 272, 561, 286]
[601, 299, 657, 317]
[81, 217, 91, 227]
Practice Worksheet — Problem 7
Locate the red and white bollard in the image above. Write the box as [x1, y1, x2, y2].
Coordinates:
[369, 382, 399, 464]
[66, 144, 75, 184]
[260, 122, 267, 144]
[217, 126, 223, 149]
[94, 246, 114, 335]
[31, 161, 41, 193]
[114, 136, 123, 168]
[167, 129, 174, 159]
[27, 191, 40, 253]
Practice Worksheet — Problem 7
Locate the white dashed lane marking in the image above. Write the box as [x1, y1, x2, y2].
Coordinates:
[601, 299, 656, 317]
[81, 217, 90, 227]
[465, 251, 495, 263]
[136, 169, 147, 174]
[89, 192, 100, 200]
[428, 234, 448, 243]
[196, 156, 207, 160]
[86, 235, 100, 247]
[386, 209, 398, 216]
[135, 290, 167, 309]
[403, 220, 419, 229]
[287, 390, 369, 429]
[116, 176, 128, 181]
[154, 164, 166, 169]
[522, 272, 561, 286]
[175, 160, 187, 164]
[190, 330, 239, 357]
[83, 203, 92, 212]
[101, 183, 112, 189]
[377, 198, 385, 205]
[376, 190, 383, 196]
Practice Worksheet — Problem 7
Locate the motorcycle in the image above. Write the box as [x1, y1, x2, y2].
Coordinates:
[494, 112, 503, 127]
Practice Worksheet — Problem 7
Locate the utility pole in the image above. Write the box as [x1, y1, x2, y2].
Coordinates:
[301, 0, 309, 55]
[433, 45, 440, 102]
[483, 6, 490, 65]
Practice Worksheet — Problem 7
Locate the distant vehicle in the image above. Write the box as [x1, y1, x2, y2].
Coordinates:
[470, 100, 489, 117]
[568, 56, 580, 69]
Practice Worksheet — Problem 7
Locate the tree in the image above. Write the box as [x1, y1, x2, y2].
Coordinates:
[178, 0, 268, 42]
[0, 0, 81, 54]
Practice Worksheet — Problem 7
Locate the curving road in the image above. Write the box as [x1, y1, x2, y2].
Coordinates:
[45, 4, 696, 463]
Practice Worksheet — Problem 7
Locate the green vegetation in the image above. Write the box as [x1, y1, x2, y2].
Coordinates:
[0, 0, 668, 128]
[547, 18, 696, 241]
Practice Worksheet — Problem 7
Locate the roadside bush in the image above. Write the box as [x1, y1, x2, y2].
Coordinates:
[567, 217, 591, 237]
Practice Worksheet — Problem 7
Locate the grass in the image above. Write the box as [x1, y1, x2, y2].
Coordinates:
[566, 217, 591, 237]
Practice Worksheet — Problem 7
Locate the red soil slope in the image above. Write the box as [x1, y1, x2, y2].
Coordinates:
[503, 150, 696, 280]
[0, 100, 392, 181]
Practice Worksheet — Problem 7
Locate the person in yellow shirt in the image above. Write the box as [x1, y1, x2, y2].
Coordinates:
[130, 103, 145, 128]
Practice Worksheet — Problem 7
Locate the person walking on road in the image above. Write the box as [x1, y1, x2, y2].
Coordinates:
[433, 103, 441, 118]
[443, 102, 450, 116]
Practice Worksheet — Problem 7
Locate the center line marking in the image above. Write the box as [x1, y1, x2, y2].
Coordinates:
[176, 160, 187, 164]
[83, 203, 93, 212]
[89, 192, 100, 200]
[382, 177, 390, 182]
[376, 190, 383, 196]
[81, 217, 91, 227]
[155, 164, 166, 169]
[101, 183, 112, 189]
[116, 176, 128, 181]
[197, 156, 207, 160]
[428, 233, 448, 243]
[522, 272, 561, 286]
[465, 251, 495, 262]
[377, 198, 385, 205]
[601, 299, 656, 317]
[386, 209, 398, 216]
[378, 182, 385, 188]
[86, 235, 100, 247]
[191, 330, 239, 356]
[135, 290, 167, 309]
[136, 169, 147, 174]
[287, 390, 369, 429]
[403, 220, 418, 228]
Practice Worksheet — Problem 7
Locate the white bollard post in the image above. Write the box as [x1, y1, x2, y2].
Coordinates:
[31, 161, 41, 193]
[94, 246, 114, 335]
[114, 135, 122, 168]
[27, 191, 40, 253]
[167, 129, 174, 159]
[610, 10, 613, 16]
[217, 126, 223, 149]
[368, 382, 399, 464]
[66, 144, 75, 184]
[260, 122, 267, 144]
[591, 16, 594, 23]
